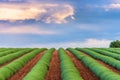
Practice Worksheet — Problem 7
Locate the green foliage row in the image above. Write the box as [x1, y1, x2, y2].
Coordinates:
[0, 48, 33, 65]
[0, 48, 26, 52]
[23, 48, 55, 80]
[58, 48, 83, 80]
[0, 48, 24, 57]
[0, 48, 18, 52]
[90, 48, 120, 60]
[0, 48, 46, 80]
[68, 48, 120, 80]
[105, 48, 120, 54]
[0, 48, 12, 52]
[76, 48, 120, 69]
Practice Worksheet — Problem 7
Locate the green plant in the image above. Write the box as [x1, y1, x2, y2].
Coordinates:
[110, 40, 120, 48]
[76, 48, 120, 69]
[23, 48, 55, 80]
[68, 48, 120, 80]
[58, 48, 83, 80]
[0, 48, 46, 80]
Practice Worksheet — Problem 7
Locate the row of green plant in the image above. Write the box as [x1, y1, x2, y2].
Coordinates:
[0, 48, 22, 57]
[0, 48, 26, 52]
[23, 48, 55, 80]
[0, 48, 34, 52]
[0, 48, 33, 66]
[68, 48, 120, 80]
[89, 48, 120, 60]
[58, 48, 83, 80]
[0, 48, 46, 80]
[104, 48, 120, 54]
[0, 48, 17, 52]
[0, 48, 11, 52]
[76, 48, 120, 69]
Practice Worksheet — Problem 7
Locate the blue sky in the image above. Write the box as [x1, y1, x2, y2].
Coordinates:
[0, 0, 120, 48]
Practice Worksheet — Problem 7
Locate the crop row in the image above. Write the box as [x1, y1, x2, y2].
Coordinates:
[0, 48, 46, 80]
[23, 48, 55, 80]
[0, 48, 15, 52]
[76, 48, 120, 70]
[68, 48, 120, 80]
[0, 48, 33, 66]
[0, 48, 120, 80]
[104, 48, 120, 54]
[89, 48, 120, 60]
[0, 48, 28, 52]
[58, 48, 83, 80]
[0, 49, 21, 57]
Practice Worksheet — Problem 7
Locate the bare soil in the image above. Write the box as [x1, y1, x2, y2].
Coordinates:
[80, 51, 120, 75]
[45, 50, 61, 80]
[66, 50, 99, 80]
[97, 60, 120, 74]
[0, 50, 33, 68]
[8, 51, 45, 80]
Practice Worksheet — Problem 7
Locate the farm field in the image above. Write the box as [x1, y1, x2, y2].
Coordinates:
[0, 48, 120, 80]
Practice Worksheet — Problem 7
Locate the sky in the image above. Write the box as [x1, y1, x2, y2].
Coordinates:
[0, 0, 120, 48]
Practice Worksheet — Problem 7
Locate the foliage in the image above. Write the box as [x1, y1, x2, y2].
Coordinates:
[105, 48, 120, 54]
[76, 48, 120, 70]
[89, 48, 120, 60]
[58, 48, 83, 80]
[0, 48, 46, 80]
[0, 48, 33, 65]
[110, 40, 120, 48]
[68, 48, 120, 80]
[23, 48, 55, 80]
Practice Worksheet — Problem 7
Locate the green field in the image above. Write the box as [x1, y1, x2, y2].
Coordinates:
[0, 48, 120, 80]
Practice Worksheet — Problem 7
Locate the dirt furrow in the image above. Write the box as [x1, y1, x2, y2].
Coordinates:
[0, 51, 33, 68]
[66, 50, 99, 80]
[80, 51, 120, 75]
[97, 60, 120, 74]
[45, 50, 61, 80]
[8, 51, 45, 80]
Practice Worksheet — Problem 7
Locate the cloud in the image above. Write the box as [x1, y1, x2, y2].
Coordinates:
[104, 3, 120, 11]
[23, 38, 112, 48]
[0, 26, 57, 35]
[0, 3, 74, 24]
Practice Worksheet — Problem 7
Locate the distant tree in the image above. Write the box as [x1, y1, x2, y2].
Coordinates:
[109, 40, 120, 48]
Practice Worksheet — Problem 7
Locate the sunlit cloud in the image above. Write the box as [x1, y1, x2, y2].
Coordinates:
[0, 26, 57, 35]
[104, 3, 120, 11]
[0, 3, 74, 24]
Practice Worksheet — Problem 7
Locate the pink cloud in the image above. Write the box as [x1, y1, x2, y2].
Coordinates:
[0, 26, 57, 35]
[0, 3, 74, 24]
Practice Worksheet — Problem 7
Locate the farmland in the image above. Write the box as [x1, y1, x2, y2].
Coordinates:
[0, 48, 120, 80]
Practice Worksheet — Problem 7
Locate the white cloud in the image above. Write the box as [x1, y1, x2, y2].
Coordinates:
[0, 7, 46, 21]
[43, 5, 74, 24]
[0, 3, 74, 24]
[0, 26, 57, 35]
[104, 3, 120, 11]
[23, 38, 112, 48]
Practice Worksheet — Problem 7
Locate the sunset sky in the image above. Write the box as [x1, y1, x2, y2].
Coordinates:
[0, 0, 120, 48]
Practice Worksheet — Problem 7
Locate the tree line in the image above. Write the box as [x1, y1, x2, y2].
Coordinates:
[109, 40, 120, 48]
